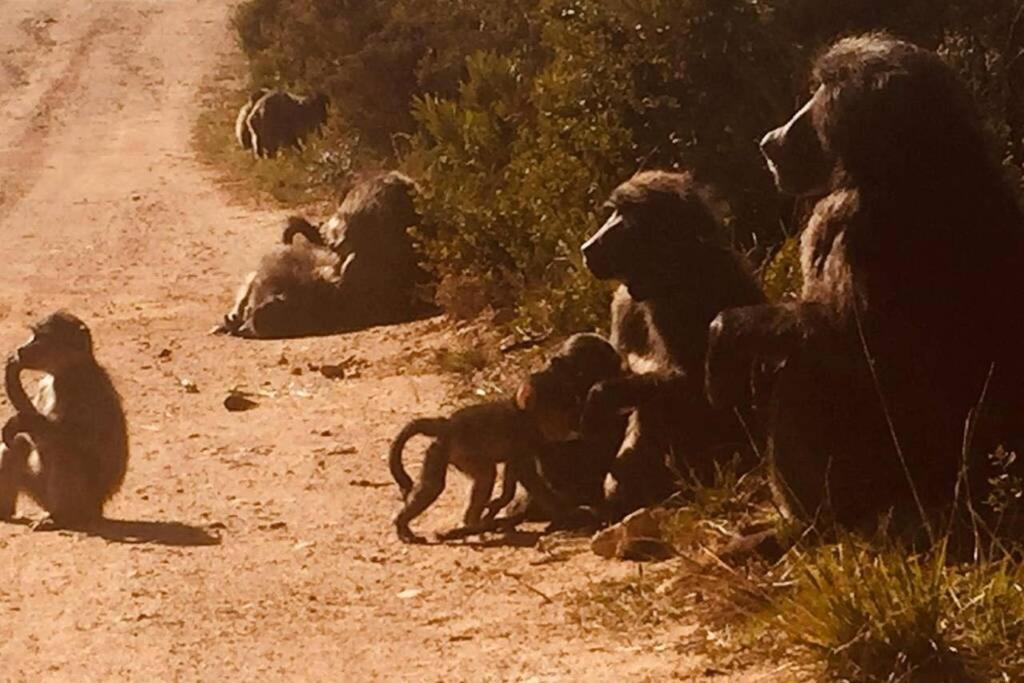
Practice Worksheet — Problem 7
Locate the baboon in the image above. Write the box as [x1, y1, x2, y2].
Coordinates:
[513, 333, 628, 518]
[0, 313, 129, 528]
[218, 172, 435, 339]
[580, 171, 766, 519]
[706, 34, 1024, 533]
[247, 90, 329, 159]
[234, 88, 268, 151]
[389, 401, 595, 544]
[217, 231, 343, 339]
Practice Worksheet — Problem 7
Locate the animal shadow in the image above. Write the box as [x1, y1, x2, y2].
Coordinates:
[13, 517, 222, 547]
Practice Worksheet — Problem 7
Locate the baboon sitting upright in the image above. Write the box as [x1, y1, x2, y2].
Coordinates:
[707, 34, 1024, 533]
[0, 312, 129, 528]
[581, 171, 766, 519]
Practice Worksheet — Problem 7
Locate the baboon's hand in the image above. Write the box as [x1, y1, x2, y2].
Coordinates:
[2, 414, 26, 447]
[581, 379, 628, 435]
[705, 312, 749, 409]
[2, 413, 46, 447]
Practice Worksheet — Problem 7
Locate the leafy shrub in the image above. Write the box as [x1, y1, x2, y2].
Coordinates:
[229, 0, 1024, 333]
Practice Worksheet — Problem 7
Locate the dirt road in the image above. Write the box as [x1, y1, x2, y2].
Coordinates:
[0, 2, 772, 680]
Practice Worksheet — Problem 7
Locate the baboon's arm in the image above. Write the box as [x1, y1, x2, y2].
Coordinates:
[705, 302, 834, 408]
[5, 357, 40, 417]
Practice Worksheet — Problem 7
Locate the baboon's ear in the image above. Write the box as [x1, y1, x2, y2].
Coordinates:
[514, 381, 535, 411]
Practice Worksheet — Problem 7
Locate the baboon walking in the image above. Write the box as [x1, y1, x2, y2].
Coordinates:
[389, 402, 594, 543]
[0, 313, 129, 528]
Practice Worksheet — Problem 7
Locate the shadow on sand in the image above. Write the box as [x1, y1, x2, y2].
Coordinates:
[10, 517, 222, 547]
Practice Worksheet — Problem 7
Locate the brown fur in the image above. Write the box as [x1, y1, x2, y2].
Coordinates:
[0, 313, 128, 528]
[388, 404, 590, 544]
[707, 34, 1024, 533]
[581, 171, 766, 519]
[514, 333, 627, 519]
[247, 90, 328, 159]
[218, 172, 436, 339]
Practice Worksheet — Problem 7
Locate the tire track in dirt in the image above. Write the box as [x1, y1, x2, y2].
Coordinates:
[0, 13, 107, 225]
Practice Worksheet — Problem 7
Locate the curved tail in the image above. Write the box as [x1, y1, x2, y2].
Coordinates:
[389, 417, 449, 497]
[282, 216, 325, 246]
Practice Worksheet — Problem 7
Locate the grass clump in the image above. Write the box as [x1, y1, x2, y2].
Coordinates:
[764, 537, 1024, 682]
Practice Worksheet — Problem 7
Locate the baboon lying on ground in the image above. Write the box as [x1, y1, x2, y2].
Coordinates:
[235, 88, 268, 151]
[247, 90, 329, 159]
[218, 172, 435, 338]
[217, 230, 344, 338]
[0, 313, 129, 529]
[581, 171, 766, 519]
[707, 34, 1024, 534]
[512, 333, 628, 519]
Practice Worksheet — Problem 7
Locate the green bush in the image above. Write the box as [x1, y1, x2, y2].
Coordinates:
[229, 0, 1024, 333]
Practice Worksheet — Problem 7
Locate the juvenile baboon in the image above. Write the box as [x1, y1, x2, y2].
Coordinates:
[235, 88, 269, 151]
[513, 333, 627, 518]
[389, 401, 594, 544]
[0, 313, 129, 528]
[706, 34, 1024, 532]
[580, 171, 766, 519]
[218, 172, 435, 339]
[247, 90, 329, 159]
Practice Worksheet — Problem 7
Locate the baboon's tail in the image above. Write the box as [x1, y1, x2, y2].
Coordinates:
[282, 216, 325, 246]
[389, 417, 450, 498]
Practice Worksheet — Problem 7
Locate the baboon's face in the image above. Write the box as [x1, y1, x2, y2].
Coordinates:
[582, 199, 697, 301]
[760, 86, 833, 197]
[16, 313, 93, 372]
[516, 373, 582, 442]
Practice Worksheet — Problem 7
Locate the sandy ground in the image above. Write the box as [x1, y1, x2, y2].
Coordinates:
[0, 2, 785, 680]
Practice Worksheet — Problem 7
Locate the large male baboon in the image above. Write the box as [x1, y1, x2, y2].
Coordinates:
[218, 172, 434, 339]
[706, 34, 1024, 533]
[580, 171, 766, 518]
[0, 313, 129, 528]
[247, 90, 329, 159]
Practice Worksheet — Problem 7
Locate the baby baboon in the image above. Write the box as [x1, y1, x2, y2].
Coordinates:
[514, 333, 627, 517]
[389, 395, 604, 543]
[0, 312, 128, 528]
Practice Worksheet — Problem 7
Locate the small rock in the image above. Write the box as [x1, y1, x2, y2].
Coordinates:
[591, 507, 675, 561]
[397, 588, 422, 600]
[224, 390, 258, 412]
[319, 364, 345, 380]
[179, 378, 199, 394]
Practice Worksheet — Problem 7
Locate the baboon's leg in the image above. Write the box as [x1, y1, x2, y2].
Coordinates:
[41, 455, 101, 529]
[215, 272, 256, 335]
[0, 439, 29, 519]
[437, 464, 499, 541]
[512, 454, 597, 531]
[462, 465, 496, 528]
[393, 443, 448, 543]
[483, 465, 517, 522]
